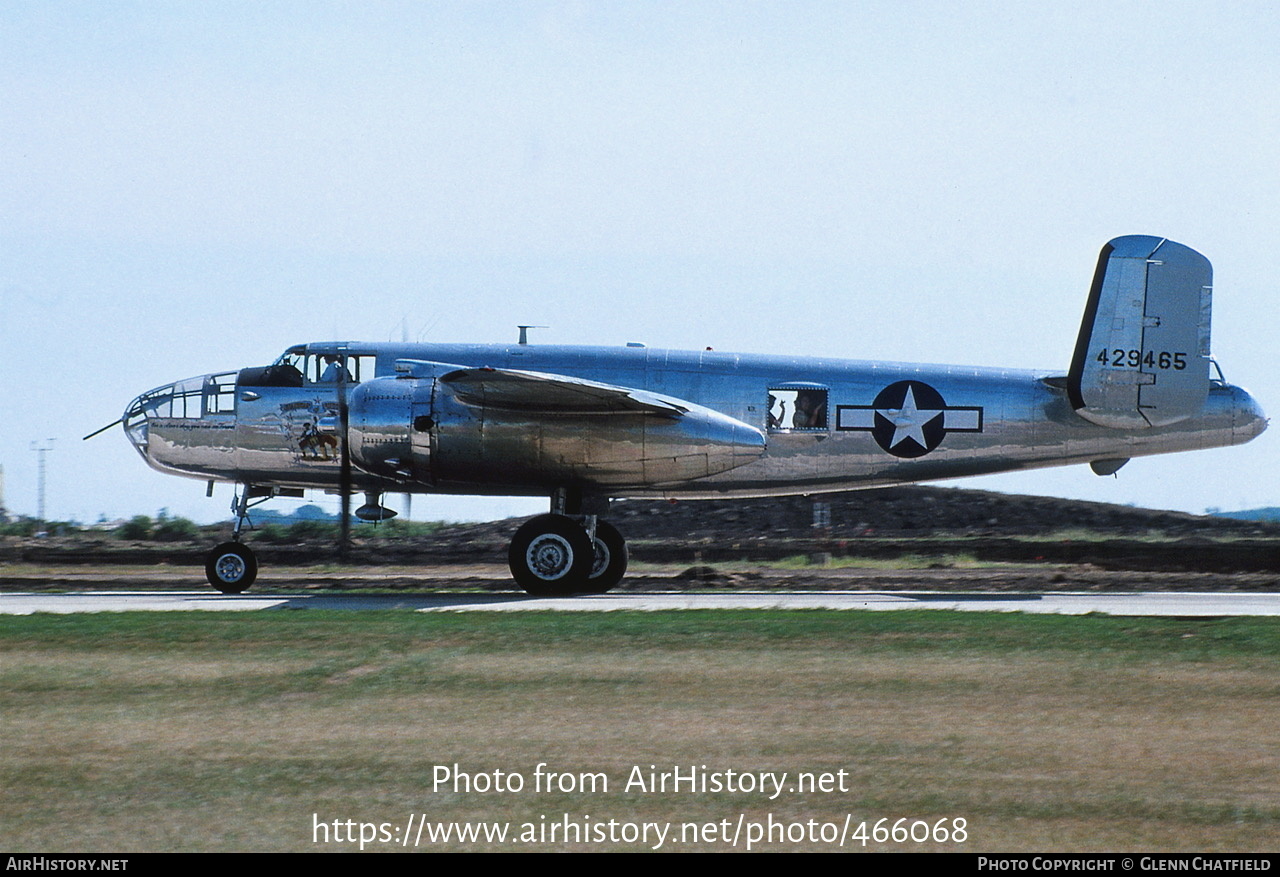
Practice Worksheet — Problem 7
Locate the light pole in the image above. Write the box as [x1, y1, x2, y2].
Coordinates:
[30, 439, 55, 524]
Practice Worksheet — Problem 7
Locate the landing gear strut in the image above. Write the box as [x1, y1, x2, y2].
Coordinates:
[506, 491, 628, 595]
[584, 519, 628, 593]
[204, 487, 264, 594]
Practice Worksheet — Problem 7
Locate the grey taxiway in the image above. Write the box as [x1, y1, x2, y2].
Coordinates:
[4, 590, 1280, 616]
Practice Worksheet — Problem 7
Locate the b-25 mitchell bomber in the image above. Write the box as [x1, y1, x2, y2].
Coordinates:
[98, 236, 1266, 594]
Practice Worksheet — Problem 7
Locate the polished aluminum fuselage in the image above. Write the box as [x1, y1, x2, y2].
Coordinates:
[126, 342, 1266, 499]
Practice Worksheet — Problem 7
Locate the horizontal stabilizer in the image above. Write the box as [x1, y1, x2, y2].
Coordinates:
[1067, 235, 1212, 429]
[440, 367, 690, 417]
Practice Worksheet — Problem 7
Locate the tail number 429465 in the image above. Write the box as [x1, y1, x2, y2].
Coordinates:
[1096, 349, 1187, 370]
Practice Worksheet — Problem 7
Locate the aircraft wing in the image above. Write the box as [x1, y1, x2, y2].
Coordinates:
[440, 367, 690, 417]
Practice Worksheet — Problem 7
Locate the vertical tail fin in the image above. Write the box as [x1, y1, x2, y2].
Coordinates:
[1067, 235, 1212, 429]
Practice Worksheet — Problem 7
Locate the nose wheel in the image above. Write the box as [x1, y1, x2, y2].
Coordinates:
[205, 542, 258, 594]
[204, 486, 266, 594]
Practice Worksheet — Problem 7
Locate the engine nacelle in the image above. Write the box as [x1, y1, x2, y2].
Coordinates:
[347, 375, 765, 492]
[346, 378, 428, 481]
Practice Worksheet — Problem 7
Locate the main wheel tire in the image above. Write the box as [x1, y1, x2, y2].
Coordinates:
[583, 520, 628, 594]
[205, 542, 257, 594]
[508, 514, 593, 596]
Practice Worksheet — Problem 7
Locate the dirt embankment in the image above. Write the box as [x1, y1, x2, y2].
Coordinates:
[604, 487, 1280, 572]
[4, 486, 1279, 581]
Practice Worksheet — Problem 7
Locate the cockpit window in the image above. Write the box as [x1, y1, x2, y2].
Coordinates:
[316, 355, 355, 383]
[271, 350, 376, 384]
[768, 387, 829, 432]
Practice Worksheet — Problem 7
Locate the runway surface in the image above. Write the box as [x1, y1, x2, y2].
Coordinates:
[3, 590, 1280, 616]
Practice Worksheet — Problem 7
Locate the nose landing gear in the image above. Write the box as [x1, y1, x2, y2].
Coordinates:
[204, 486, 267, 594]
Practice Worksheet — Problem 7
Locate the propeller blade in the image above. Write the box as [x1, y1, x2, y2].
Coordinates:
[338, 365, 352, 559]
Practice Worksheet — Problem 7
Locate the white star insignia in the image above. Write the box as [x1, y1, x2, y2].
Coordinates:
[878, 385, 944, 449]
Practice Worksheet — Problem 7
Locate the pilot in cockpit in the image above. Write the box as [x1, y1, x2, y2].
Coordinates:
[319, 355, 353, 383]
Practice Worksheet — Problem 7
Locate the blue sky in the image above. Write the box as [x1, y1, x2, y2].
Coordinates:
[2, 1, 1277, 524]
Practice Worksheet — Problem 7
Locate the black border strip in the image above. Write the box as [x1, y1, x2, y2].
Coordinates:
[1066, 241, 1115, 411]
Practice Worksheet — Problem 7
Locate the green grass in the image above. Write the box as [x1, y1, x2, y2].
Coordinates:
[3, 610, 1280, 852]
[6, 610, 1280, 656]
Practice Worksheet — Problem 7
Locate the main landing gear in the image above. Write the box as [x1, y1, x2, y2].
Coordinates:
[202, 485, 627, 596]
[508, 514, 628, 596]
[506, 489, 628, 596]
